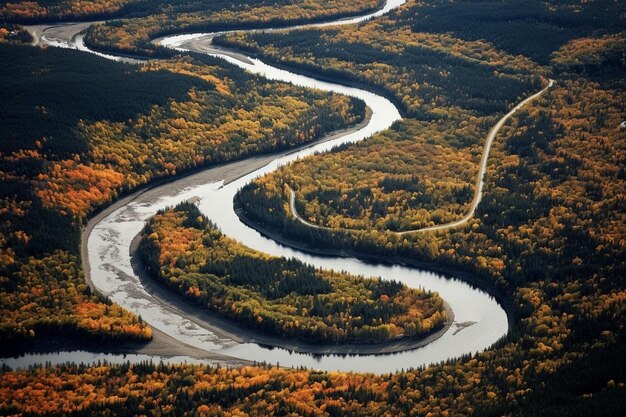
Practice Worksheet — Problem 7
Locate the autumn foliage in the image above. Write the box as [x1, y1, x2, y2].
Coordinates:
[233, 31, 626, 416]
[0, 0, 135, 21]
[0, 1, 624, 416]
[139, 203, 447, 344]
[0, 42, 363, 347]
[0, 251, 151, 346]
[81, 0, 382, 56]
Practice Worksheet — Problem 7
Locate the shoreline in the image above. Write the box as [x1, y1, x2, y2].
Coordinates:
[11, 0, 511, 368]
[211, 38, 410, 119]
[69, 101, 456, 359]
[73, 110, 375, 362]
[235, 207, 516, 331]
[0, 117, 370, 363]
[129, 229, 454, 356]
[13, 27, 509, 363]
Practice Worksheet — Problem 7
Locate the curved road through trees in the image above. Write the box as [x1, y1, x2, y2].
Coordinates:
[289, 80, 554, 234]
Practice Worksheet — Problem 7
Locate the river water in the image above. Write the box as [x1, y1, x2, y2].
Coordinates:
[5, 0, 508, 373]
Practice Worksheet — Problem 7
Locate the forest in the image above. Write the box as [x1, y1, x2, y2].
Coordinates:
[0, 341, 624, 416]
[139, 203, 447, 344]
[217, 0, 624, 67]
[0, 0, 138, 21]
[219, 9, 542, 231]
[218, 28, 541, 119]
[404, 0, 625, 64]
[0, 0, 382, 24]
[225, 0, 625, 232]
[0, 0, 624, 415]
[0, 41, 364, 350]
[80, 0, 382, 57]
[231, 28, 626, 415]
[0, 22, 29, 42]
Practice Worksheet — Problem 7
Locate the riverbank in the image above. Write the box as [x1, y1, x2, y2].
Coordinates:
[76, 109, 373, 361]
[0, 327, 251, 367]
[211, 37, 411, 119]
[234, 206, 516, 332]
[79, 13, 507, 372]
[25, 21, 95, 46]
[129, 228, 454, 356]
[11, 0, 508, 372]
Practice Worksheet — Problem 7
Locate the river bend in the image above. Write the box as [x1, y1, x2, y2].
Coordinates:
[7, 0, 509, 373]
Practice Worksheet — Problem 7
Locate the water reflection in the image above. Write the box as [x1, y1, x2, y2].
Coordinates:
[0, 351, 214, 370]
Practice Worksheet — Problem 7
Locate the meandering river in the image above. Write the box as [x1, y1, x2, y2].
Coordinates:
[6, 0, 510, 373]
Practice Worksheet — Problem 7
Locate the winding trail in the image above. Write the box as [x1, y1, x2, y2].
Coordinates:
[289, 79, 554, 234]
[10, 0, 519, 373]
